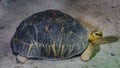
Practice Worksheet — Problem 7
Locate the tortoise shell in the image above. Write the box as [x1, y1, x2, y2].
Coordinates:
[11, 10, 88, 60]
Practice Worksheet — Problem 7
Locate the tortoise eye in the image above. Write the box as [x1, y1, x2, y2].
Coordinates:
[95, 33, 102, 36]
[96, 33, 99, 35]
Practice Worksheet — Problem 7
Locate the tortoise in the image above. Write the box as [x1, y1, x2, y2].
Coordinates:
[11, 10, 103, 63]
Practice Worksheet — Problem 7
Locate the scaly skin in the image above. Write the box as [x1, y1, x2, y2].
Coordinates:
[80, 30, 103, 61]
[16, 55, 27, 64]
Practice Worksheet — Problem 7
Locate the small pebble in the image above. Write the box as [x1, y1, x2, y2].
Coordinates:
[14, 66, 23, 68]
[4, 53, 8, 56]
[92, 64, 97, 67]
[30, 61, 34, 64]
[0, 27, 4, 29]
[70, 59, 73, 61]
[111, 53, 115, 56]
[111, 5, 116, 8]
[34, 66, 38, 68]
[106, 18, 110, 22]
[85, 66, 88, 68]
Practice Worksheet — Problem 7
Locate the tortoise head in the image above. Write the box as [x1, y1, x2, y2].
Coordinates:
[88, 29, 103, 42]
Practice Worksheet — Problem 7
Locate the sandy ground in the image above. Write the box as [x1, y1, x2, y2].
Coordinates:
[0, 0, 120, 68]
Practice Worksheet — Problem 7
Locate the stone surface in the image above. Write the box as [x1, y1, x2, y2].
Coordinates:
[0, 0, 120, 68]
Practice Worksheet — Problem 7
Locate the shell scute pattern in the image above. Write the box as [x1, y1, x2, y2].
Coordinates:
[11, 10, 88, 60]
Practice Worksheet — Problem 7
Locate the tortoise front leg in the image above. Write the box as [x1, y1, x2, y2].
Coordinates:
[16, 55, 28, 64]
[80, 43, 93, 61]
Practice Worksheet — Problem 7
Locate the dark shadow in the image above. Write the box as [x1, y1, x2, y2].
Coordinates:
[90, 36, 119, 60]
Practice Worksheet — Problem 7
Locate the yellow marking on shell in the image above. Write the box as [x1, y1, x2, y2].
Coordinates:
[14, 39, 31, 53]
[51, 44, 57, 57]
[47, 18, 52, 23]
[45, 26, 49, 32]
[60, 45, 65, 58]
[34, 15, 37, 18]
[50, 12, 56, 18]
[47, 45, 51, 56]
[14, 36, 19, 41]
[29, 15, 38, 25]
[29, 19, 34, 25]
[26, 31, 39, 50]
[15, 35, 18, 40]
[42, 44, 48, 57]
[14, 38, 18, 41]
[61, 26, 64, 32]
[14, 39, 30, 45]
[22, 43, 25, 51]
[56, 18, 63, 23]
[27, 43, 33, 56]
[73, 33, 86, 48]
[34, 42, 39, 50]
[57, 37, 62, 56]
[53, 12, 56, 18]
[67, 45, 73, 56]
[21, 40, 24, 44]
[80, 35, 86, 48]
